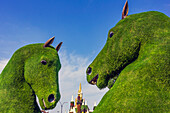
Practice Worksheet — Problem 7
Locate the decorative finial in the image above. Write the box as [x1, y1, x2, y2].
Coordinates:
[94, 102, 97, 106]
[85, 101, 87, 105]
[78, 83, 82, 93]
[71, 95, 74, 101]
[82, 99, 85, 105]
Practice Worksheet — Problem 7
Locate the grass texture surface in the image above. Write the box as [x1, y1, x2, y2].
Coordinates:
[0, 44, 61, 113]
[86, 11, 170, 113]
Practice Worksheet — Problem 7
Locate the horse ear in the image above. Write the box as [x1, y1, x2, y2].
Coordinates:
[43, 36, 55, 48]
[122, 0, 129, 19]
[56, 42, 63, 52]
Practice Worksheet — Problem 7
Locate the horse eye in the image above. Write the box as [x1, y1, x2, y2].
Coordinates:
[109, 31, 114, 38]
[41, 60, 47, 65]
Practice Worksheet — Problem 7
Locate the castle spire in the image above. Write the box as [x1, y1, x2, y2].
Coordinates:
[78, 83, 82, 93]
[85, 101, 87, 105]
[94, 102, 97, 106]
[78, 83, 83, 101]
[70, 95, 74, 110]
[71, 95, 74, 101]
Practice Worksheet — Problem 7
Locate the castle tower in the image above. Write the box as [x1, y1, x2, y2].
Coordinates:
[75, 98, 77, 107]
[70, 95, 74, 109]
[78, 83, 83, 101]
[69, 95, 74, 113]
[69, 83, 94, 113]
[81, 100, 90, 113]
[82, 99, 85, 105]
[77, 83, 83, 113]
[85, 101, 87, 106]
[81, 99, 85, 113]
[77, 95, 81, 113]
[77, 97, 81, 113]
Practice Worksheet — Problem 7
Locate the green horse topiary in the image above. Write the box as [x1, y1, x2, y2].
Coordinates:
[0, 37, 63, 113]
[86, 1, 170, 113]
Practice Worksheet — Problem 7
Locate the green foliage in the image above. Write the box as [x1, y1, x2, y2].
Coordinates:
[86, 11, 170, 112]
[0, 44, 61, 113]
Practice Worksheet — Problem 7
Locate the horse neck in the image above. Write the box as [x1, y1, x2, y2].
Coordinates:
[0, 47, 30, 88]
[0, 44, 46, 89]
[139, 33, 168, 60]
[1, 55, 25, 88]
[0, 45, 43, 112]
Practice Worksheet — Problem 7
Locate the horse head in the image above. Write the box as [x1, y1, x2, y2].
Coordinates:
[86, 1, 134, 89]
[24, 37, 62, 110]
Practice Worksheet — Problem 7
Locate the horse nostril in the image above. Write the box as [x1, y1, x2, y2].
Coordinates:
[48, 94, 55, 103]
[87, 67, 92, 75]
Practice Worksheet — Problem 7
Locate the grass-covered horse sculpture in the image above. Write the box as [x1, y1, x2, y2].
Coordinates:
[0, 37, 62, 113]
[86, 1, 170, 112]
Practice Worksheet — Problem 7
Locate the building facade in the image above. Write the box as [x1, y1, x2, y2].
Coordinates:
[69, 83, 96, 113]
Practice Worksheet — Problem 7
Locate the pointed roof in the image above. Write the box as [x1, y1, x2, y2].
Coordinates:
[78, 83, 82, 93]
[71, 95, 74, 101]
[82, 99, 85, 105]
[94, 102, 97, 106]
[85, 101, 87, 105]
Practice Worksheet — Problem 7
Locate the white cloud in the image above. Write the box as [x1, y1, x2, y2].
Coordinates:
[0, 59, 9, 73]
[48, 50, 108, 113]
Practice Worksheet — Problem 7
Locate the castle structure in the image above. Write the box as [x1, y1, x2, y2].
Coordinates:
[69, 83, 96, 113]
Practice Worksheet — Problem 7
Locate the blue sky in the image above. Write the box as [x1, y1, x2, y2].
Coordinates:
[0, 0, 169, 112]
[0, 0, 169, 59]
